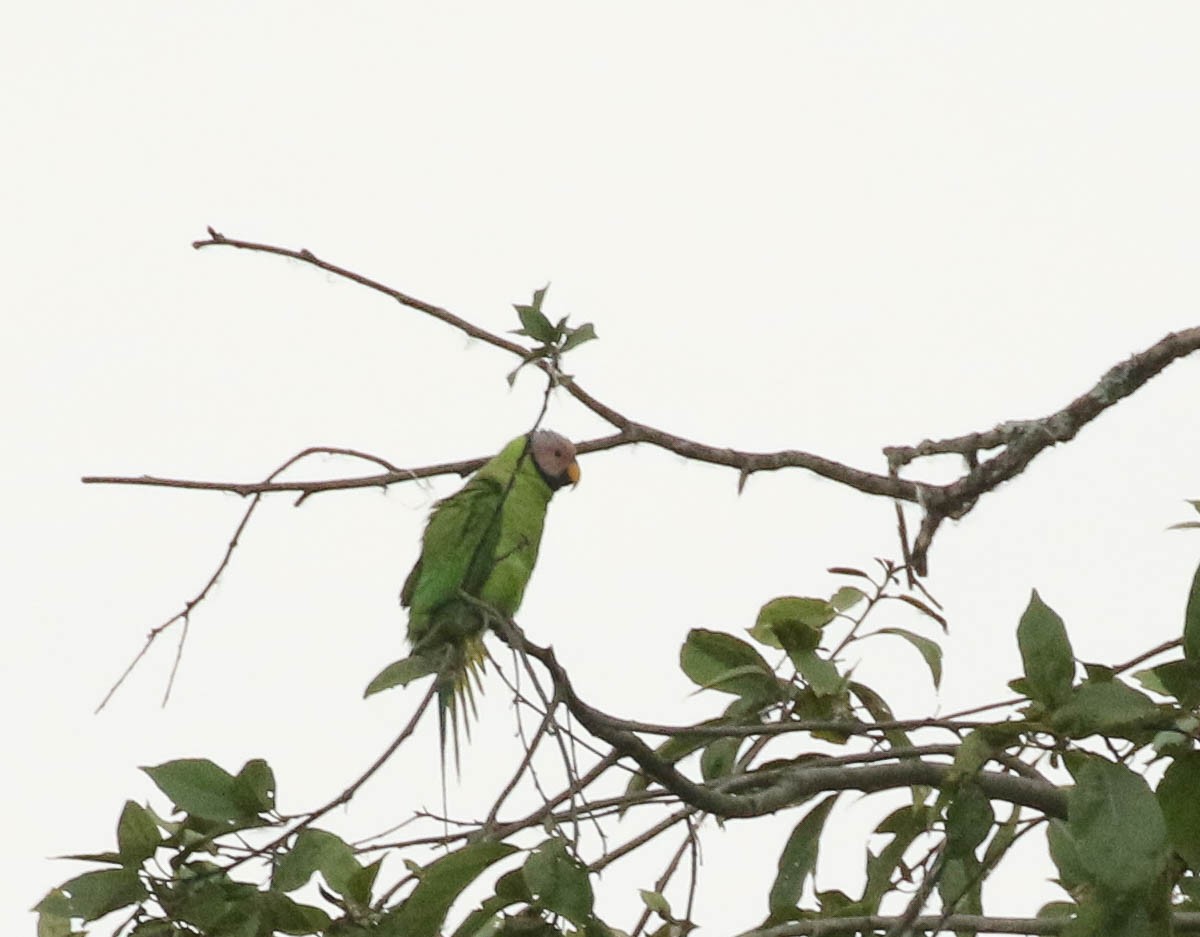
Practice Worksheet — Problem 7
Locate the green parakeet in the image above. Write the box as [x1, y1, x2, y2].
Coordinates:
[401, 429, 580, 755]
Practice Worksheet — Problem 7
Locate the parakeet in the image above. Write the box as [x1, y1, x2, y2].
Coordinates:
[401, 429, 580, 757]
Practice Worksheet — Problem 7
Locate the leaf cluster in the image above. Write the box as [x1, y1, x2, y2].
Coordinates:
[505, 286, 597, 387]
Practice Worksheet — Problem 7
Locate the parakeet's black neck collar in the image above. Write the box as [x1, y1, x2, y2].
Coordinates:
[536, 463, 572, 492]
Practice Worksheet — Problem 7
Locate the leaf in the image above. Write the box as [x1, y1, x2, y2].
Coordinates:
[789, 648, 845, 697]
[860, 804, 928, 912]
[143, 759, 247, 822]
[679, 629, 781, 701]
[892, 594, 948, 632]
[829, 586, 867, 611]
[700, 736, 742, 781]
[512, 292, 557, 343]
[873, 627, 943, 689]
[365, 654, 439, 697]
[523, 838, 594, 925]
[639, 889, 672, 918]
[1016, 590, 1075, 708]
[34, 889, 72, 937]
[750, 597, 836, 648]
[1138, 659, 1200, 708]
[384, 842, 518, 937]
[1158, 753, 1200, 871]
[849, 682, 911, 749]
[117, 800, 161, 865]
[827, 566, 871, 579]
[944, 783, 994, 858]
[261, 891, 334, 935]
[1185, 560, 1200, 662]
[57, 868, 147, 922]
[1069, 757, 1168, 895]
[1051, 680, 1164, 738]
[167, 871, 259, 935]
[982, 804, 1021, 869]
[450, 869, 533, 937]
[768, 795, 838, 919]
[938, 854, 983, 918]
[128, 921, 176, 937]
[233, 759, 276, 815]
[1047, 820, 1087, 892]
[951, 730, 995, 778]
[346, 857, 383, 907]
[560, 322, 598, 354]
[272, 829, 362, 896]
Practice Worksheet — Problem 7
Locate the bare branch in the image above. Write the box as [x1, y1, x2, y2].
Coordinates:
[501, 625, 1068, 821]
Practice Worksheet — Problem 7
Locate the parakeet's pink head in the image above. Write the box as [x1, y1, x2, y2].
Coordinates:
[529, 430, 581, 491]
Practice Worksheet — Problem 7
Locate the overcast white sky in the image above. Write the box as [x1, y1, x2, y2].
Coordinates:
[6, 4, 1200, 934]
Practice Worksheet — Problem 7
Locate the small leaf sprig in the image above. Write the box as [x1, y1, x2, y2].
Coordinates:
[506, 285, 598, 387]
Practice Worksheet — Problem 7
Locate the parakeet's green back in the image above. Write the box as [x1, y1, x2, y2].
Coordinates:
[402, 434, 553, 641]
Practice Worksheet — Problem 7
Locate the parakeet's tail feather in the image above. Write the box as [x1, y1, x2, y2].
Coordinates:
[434, 634, 488, 773]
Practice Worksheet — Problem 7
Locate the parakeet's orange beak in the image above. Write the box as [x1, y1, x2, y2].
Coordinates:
[567, 461, 581, 486]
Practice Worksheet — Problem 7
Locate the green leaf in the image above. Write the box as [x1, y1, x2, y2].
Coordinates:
[1047, 820, 1086, 892]
[679, 629, 781, 701]
[873, 627, 943, 689]
[639, 889, 672, 917]
[951, 730, 995, 779]
[513, 289, 557, 343]
[233, 759, 276, 815]
[860, 804, 928, 912]
[450, 868, 532, 937]
[560, 322, 598, 354]
[167, 871, 260, 935]
[1069, 757, 1168, 895]
[128, 920, 175, 937]
[938, 855, 983, 917]
[700, 736, 742, 781]
[1051, 680, 1163, 738]
[385, 841, 519, 937]
[143, 759, 247, 822]
[944, 783, 994, 858]
[1138, 659, 1200, 708]
[365, 654, 438, 697]
[34, 889, 72, 937]
[117, 800, 161, 865]
[1185, 560, 1200, 662]
[849, 682, 911, 749]
[790, 648, 844, 697]
[768, 795, 838, 919]
[982, 804, 1021, 869]
[272, 829, 362, 896]
[830, 587, 867, 611]
[893, 594, 949, 633]
[1017, 590, 1075, 708]
[346, 857, 383, 907]
[57, 868, 147, 922]
[1158, 753, 1200, 871]
[262, 891, 334, 935]
[524, 838, 593, 925]
[750, 597, 835, 648]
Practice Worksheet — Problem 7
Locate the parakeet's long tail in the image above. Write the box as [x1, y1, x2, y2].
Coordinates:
[435, 634, 488, 771]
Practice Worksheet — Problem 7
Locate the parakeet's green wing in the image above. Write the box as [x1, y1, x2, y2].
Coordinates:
[402, 472, 506, 648]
